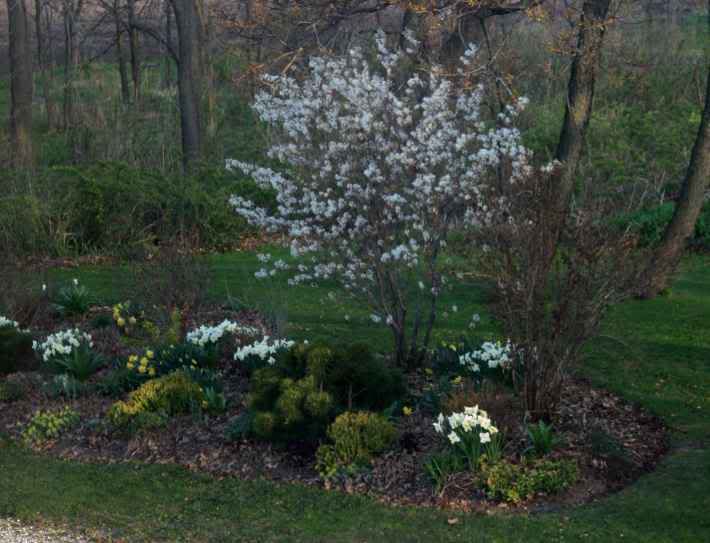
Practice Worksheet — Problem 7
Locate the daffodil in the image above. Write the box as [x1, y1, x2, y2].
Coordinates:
[146, 350, 154, 359]
[403, 406, 413, 416]
[117, 317, 126, 327]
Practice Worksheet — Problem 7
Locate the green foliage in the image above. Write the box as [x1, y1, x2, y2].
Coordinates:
[43, 374, 88, 400]
[480, 458, 578, 504]
[22, 407, 80, 446]
[97, 366, 144, 398]
[42, 343, 104, 382]
[107, 371, 205, 431]
[52, 280, 92, 317]
[246, 342, 406, 443]
[225, 411, 255, 441]
[423, 451, 466, 493]
[202, 386, 227, 415]
[0, 381, 25, 403]
[0, 327, 35, 375]
[316, 411, 397, 480]
[617, 202, 710, 249]
[0, 163, 270, 257]
[526, 420, 559, 458]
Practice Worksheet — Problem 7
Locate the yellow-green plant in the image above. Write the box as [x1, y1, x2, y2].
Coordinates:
[107, 371, 204, 430]
[480, 458, 578, 504]
[316, 411, 397, 480]
[22, 407, 80, 446]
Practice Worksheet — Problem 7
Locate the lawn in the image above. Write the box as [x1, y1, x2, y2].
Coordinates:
[0, 253, 708, 541]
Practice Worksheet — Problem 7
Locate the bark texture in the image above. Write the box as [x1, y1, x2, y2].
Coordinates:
[6, 0, 34, 167]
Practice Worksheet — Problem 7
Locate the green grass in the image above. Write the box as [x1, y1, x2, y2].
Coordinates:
[1, 255, 709, 541]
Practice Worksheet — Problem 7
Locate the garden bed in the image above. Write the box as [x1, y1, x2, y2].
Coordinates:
[0, 300, 667, 514]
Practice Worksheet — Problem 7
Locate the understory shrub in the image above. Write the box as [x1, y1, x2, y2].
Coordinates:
[0, 163, 267, 257]
[316, 411, 397, 480]
[617, 201, 710, 249]
[22, 407, 80, 446]
[480, 458, 578, 504]
[107, 371, 205, 431]
[478, 169, 650, 418]
[0, 381, 25, 402]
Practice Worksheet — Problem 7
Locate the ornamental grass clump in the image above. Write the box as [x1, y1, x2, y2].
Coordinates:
[229, 31, 531, 367]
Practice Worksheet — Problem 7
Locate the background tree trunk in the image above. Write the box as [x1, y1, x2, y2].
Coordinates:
[114, 0, 131, 105]
[127, 0, 141, 102]
[642, 0, 710, 298]
[162, 0, 174, 88]
[554, 0, 612, 210]
[35, 0, 57, 130]
[6, 0, 34, 167]
[169, 0, 204, 172]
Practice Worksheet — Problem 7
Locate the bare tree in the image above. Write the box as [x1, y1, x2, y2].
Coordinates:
[127, 0, 141, 102]
[35, 0, 58, 130]
[61, 0, 84, 161]
[642, 0, 710, 297]
[6, 0, 34, 167]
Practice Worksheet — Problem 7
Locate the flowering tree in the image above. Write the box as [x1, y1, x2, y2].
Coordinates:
[229, 32, 530, 366]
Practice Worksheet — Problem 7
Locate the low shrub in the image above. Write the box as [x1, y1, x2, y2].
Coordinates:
[22, 407, 80, 446]
[617, 201, 710, 249]
[480, 458, 578, 504]
[316, 411, 397, 480]
[107, 371, 205, 430]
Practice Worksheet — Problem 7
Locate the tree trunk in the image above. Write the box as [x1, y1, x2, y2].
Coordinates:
[642, 2, 710, 298]
[35, 0, 57, 130]
[127, 0, 141, 102]
[6, 0, 34, 167]
[114, 0, 131, 105]
[169, 0, 204, 172]
[554, 0, 612, 210]
[162, 0, 174, 88]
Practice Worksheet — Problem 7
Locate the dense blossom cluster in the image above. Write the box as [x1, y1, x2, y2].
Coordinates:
[186, 320, 260, 348]
[459, 340, 513, 373]
[0, 316, 20, 329]
[233, 336, 295, 366]
[32, 329, 93, 363]
[228, 32, 530, 362]
[433, 405, 499, 446]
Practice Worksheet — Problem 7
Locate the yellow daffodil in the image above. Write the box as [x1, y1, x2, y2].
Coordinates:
[146, 350, 154, 359]
[128, 355, 138, 363]
[452, 376, 463, 385]
[140, 357, 149, 366]
[201, 401, 208, 409]
[138, 366, 146, 374]
[148, 368, 156, 376]
[126, 362, 134, 370]
[403, 406, 413, 416]
[424, 368, 433, 376]
[116, 317, 126, 327]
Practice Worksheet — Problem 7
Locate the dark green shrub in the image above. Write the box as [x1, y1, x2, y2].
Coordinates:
[0, 327, 36, 375]
[316, 411, 397, 480]
[617, 201, 710, 249]
[52, 279, 92, 317]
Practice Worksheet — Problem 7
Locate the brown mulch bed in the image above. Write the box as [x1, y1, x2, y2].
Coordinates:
[0, 306, 668, 513]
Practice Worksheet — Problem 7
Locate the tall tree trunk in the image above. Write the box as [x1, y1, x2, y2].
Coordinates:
[63, 0, 83, 162]
[169, 0, 203, 172]
[642, 1, 710, 298]
[6, 0, 34, 167]
[127, 0, 141, 102]
[554, 0, 612, 211]
[162, 0, 174, 88]
[114, 0, 131, 105]
[35, 0, 57, 130]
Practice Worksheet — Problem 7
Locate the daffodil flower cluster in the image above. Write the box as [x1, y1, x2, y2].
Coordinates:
[228, 31, 531, 364]
[0, 316, 20, 329]
[32, 329, 93, 363]
[234, 336, 295, 366]
[126, 349, 158, 377]
[433, 405, 500, 469]
[186, 320, 260, 348]
[459, 340, 513, 373]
